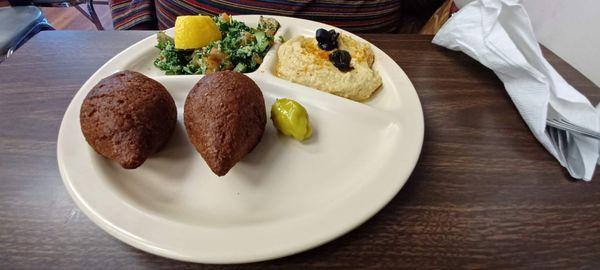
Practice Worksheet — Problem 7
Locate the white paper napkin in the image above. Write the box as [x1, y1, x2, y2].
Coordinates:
[432, 0, 599, 180]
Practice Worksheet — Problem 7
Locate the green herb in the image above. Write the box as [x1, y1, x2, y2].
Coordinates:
[154, 14, 280, 75]
[153, 40, 193, 75]
[156, 31, 173, 50]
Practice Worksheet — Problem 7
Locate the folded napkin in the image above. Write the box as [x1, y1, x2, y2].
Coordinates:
[432, 0, 599, 180]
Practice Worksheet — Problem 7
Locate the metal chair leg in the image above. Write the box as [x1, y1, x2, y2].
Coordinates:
[86, 0, 104, 30]
[75, 0, 104, 30]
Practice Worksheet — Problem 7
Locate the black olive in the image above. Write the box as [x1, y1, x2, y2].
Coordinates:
[316, 28, 329, 43]
[319, 42, 337, 51]
[328, 29, 339, 40]
[329, 50, 353, 72]
[315, 28, 339, 51]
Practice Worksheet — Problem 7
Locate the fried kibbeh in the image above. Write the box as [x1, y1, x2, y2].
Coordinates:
[184, 71, 266, 176]
[80, 70, 177, 169]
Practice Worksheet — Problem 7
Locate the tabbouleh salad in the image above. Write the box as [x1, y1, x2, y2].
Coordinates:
[154, 14, 280, 75]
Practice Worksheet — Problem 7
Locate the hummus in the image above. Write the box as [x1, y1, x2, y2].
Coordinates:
[276, 34, 382, 101]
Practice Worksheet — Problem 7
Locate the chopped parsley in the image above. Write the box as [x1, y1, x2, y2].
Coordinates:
[154, 14, 280, 75]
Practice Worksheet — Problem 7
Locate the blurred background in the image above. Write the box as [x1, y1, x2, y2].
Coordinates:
[0, 0, 598, 87]
[0, 0, 111, 30]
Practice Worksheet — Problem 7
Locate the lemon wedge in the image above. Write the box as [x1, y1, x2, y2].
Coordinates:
[174, 15, 221, 50]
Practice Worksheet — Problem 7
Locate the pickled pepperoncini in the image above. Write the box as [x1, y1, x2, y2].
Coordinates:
[271, 98, 312, 141]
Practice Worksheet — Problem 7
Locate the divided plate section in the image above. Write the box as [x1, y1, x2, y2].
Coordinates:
[104, 15, 407, 113]
[122, 16, 280, 77]
[89, 75, 403, 227]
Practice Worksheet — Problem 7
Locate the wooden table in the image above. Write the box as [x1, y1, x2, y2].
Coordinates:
[2, 31, 600, 269]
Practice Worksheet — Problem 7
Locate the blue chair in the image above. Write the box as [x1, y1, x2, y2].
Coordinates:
[0, 6, 53, 62]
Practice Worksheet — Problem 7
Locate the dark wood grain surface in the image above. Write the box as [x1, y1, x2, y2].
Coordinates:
[1, 31, 600, 269]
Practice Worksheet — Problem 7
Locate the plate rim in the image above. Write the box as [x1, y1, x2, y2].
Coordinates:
[57, 14, 424, 264]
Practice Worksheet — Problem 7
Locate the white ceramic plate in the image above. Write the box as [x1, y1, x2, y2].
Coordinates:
[57, 15, 424, 264]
